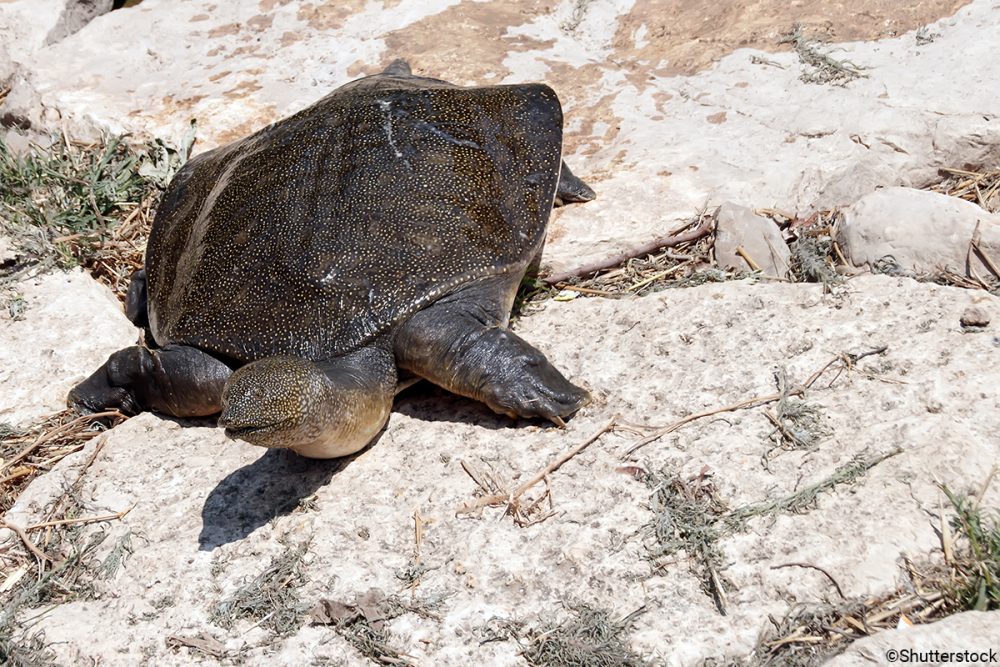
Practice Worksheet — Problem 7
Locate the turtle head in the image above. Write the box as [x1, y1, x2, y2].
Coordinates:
[219, 356, 325, 450]
[218, 354, 393, 459]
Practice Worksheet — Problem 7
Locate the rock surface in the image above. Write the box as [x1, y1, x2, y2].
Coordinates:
[713, 202, 791, 277]
[3, 1, 1000, 664]
[827, 611, 1000, 666]
[2, 0, 998, 272]
[837, 186, 1000, 276]
[0, 270, 136, 428]
[0, 0, 113, 64]
[5, 275, 999, 665]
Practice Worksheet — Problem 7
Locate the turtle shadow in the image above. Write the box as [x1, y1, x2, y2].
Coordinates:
[391, 382, 567, 436]
[392, 382, 514, 431]
[198, 446, 357, 550]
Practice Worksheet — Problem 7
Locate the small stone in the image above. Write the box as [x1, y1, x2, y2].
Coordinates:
[960, 306, 990, 329]
[713, 202, 791, 278]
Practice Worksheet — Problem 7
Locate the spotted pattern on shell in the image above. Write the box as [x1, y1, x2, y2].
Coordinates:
[145, 73, 563, 362]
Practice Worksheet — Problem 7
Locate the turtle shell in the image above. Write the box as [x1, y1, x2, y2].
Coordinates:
[145, 73, 563, 362]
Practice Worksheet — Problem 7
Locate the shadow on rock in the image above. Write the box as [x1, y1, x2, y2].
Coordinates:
[199, 448, 349, 550]
[393, 382, 514, 431]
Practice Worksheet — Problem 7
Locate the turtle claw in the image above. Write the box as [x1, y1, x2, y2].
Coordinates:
[485, 348, 591, 424]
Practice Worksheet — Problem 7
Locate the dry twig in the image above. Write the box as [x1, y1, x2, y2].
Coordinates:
[771, 562, 846, 599]
[24, 507, 133, 532]
[623, 346, 889, 457]
[541, 215, 715, 285]
[1, 521, 53, 563]
[457, 416, 618, 520]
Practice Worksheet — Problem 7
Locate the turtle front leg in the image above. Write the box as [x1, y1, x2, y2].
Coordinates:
[394, 303, 590, 424]
[68, 344, 233, 417]
[219, 345, 397, 459]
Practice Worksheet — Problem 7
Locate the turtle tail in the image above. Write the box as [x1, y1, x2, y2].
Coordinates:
[383, 58, 412, 76]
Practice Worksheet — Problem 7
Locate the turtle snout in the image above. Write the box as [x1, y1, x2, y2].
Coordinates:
[218, 356, 322, 448]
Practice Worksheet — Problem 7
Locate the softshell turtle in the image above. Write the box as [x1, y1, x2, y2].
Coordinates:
[69, 60, 594, 458]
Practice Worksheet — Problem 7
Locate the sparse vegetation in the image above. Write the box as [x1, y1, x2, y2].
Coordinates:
[762, 369, 831, 464]
[727, 449, 901, 527]
[0, 627, 56, 667]
[641, 449, 900, 614]
[210, 541, 309, 637]
[560, 0, 594, 34]
[480, 603, 647, 667]
[929, 166, 1000, 214]
[3, 291, 27, 320]
[0, 409, 125, 514]
[521, 210, 718, 305]
[309, 590, 443, 665]
[779, 25, 869, 86]
[915, 27, 940, 46]
[942, 482, 999, 612]
[709, 475, 1000, 666]
[0, 128, 192, 298]
[529, 160, 1000, 307]
[0, 519, 126, 665]
[789, 235, 840, 285]
[643, 469, 731, 613]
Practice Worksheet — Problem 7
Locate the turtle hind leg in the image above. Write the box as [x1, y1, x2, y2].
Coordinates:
[124, 268, 149, 329]
[68, 344, 233, 417]
[555, 160, 596, 207]
[394, 301, 590, 424]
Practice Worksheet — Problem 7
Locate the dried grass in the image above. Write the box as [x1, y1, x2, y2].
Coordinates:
[0, 131, 185, 656]
[480, 603, 648, 667]
[778, 25, 869, 86]
[0, 128, 192, 301]
[516, 212, 719, 315]
[641, 449, 900, 616]
[928, 166, 1000, 214]
[210, 541, 309, 637]
[711, 475, 999, 666]
[643, 468, 731, 613]
[0, 409, 125, 514]
[1, 414, 133, 661]
[310, 589, 443, 665]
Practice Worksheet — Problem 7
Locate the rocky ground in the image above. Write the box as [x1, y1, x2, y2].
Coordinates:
[1, 1, 999, 665]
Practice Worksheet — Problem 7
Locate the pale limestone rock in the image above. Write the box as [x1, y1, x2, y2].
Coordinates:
[45, 0, 115, 46]
[826, 611, 1000, 666]
[837, 186, 1000, 276]
[0, 1, 60, 62]
[0, 41, 13, 88]
[0, 0, 114, 61]
[7, 275, 999, 665]
[0, 234, 18, 266]
[0, 269, 136, 427]
[1, 0, 997, 272]
[713, 202, 791, 277]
